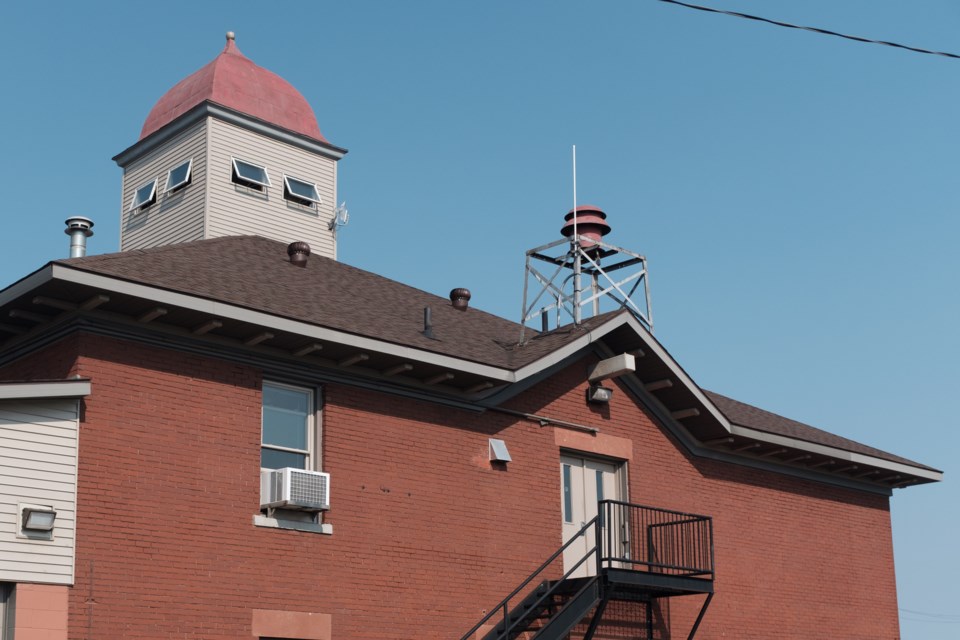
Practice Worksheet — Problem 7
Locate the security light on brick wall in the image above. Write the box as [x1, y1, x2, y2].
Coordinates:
[587, 384, 613, 404]
[21, 505, 56, 532]
[489, 438, 512, 463]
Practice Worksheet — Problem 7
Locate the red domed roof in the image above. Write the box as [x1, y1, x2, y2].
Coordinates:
[140, 33, 327, 143]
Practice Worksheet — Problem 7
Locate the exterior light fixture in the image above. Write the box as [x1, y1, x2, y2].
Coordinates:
[21, 505, 57, 532]
[587, 353, 636, 383]
[489, 438, 512, 463]
[587, 384, 614, 404]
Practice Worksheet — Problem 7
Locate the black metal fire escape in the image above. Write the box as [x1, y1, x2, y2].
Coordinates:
[460, 501, 715, 640]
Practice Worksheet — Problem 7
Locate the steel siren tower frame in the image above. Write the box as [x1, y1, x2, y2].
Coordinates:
[520, 204, 653, 343]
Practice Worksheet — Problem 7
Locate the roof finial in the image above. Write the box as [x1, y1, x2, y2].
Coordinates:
[226, 31, 235, 42]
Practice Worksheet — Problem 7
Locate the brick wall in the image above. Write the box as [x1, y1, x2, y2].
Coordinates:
[1, 333, 900, 638]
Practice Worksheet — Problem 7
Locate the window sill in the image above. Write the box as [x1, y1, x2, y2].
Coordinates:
[253, 514, 333, 535]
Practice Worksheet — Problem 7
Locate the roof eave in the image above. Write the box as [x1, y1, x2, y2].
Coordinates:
[113, 101, 348, 167]
[0, 264, 940, 489]
[727, 424, 943, 483]
[47, 264, 514, 382]
[0, 379, 91, 400]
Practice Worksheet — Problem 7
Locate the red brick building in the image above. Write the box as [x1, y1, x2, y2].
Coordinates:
[0, 34, 940, 640]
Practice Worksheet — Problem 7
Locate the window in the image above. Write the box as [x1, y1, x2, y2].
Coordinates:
[232, 158, 271, 191]
[261, 382, 315, 470]
[164, 158, 193, 193]
[562, 463, 573, 523]
[283, 175, 322, 206]
[129, 178, 157, 211]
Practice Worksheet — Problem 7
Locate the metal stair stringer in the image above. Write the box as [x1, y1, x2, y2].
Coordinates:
[480, 580, 554, 640]
[530, 576, 602, 640]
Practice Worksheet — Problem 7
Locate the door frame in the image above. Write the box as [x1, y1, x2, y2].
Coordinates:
[559, 451, 629, 577]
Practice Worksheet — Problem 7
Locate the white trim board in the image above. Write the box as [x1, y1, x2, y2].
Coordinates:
[0, 380, 91, 400]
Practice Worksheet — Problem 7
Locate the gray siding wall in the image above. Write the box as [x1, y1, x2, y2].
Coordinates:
[0, 399, 80, 585]
[206, 118, 338, 259]
[120, 120, 207, 251]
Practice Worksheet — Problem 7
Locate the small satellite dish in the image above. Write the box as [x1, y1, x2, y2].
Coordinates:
[329, 202, 349, 230]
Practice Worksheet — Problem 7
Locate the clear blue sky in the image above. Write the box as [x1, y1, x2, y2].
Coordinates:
[2, 1, 957, 635]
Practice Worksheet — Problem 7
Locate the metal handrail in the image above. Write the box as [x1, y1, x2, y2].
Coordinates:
[459, 515, 599, 640]
[600, 499, 712, 521]
[461, 500, 715, 639]
[599, 500, 714, 578]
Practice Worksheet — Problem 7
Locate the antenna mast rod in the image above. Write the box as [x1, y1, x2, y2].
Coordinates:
[572, 145, 582, 325]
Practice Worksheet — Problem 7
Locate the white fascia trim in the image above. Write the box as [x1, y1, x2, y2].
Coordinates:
[0, 380, 91, 399]
[208, 104, 347, 160]
[513, 313, 732, 431]
[619, 314, 733, 430]
[114, 103, 347, 168]
[512, 328, 601, 382]
[0, 265, 54, 308]
[730, 424, 943, 481]
[51, 265, 514, 382]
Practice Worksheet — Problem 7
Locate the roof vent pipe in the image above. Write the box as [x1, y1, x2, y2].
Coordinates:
[64, 217, 94, 258]
[287, 241, 311, 267]
[423, 307, 435, 339]
[449, 288, 471, 311]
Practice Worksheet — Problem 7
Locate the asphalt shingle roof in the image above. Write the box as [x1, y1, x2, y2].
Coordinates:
[706, 390, 937, 471]
[57, 236, 935, 472]
[59, 236, 608, 370]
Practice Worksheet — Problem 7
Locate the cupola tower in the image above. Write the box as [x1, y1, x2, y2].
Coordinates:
[113, 33, 347, 258]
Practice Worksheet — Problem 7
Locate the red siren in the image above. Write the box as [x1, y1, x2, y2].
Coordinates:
[560, 205, 611, 251]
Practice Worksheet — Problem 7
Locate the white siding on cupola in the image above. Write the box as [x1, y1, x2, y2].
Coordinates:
[0, 399, 81, 585]
[120, 120, 207, 251]
[118, 117, 339, 259]
[206, 118, 338, 258]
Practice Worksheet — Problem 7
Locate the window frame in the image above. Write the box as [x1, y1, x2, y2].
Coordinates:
[282, 174, 323, 207]
[260, 381, 318, 471]
[232, 157, 271, 191]
[128, 178, 158, 211]
[164, 158, 193, 193]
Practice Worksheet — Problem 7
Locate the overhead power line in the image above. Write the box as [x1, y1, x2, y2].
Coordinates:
[657, 0, 960, 60]
[900, 607, 960, 621]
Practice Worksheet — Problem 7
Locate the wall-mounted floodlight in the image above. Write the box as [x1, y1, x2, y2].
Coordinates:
[489, 438, 512, 463]
[588, 353, 636, 383]
[587, 384, 614, 404]
[22, 505, 57, 532]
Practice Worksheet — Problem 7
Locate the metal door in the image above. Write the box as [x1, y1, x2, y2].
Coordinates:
[560, 455, 621, 577]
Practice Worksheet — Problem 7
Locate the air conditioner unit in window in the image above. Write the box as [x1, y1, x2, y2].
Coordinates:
[260, 468, 330, 512]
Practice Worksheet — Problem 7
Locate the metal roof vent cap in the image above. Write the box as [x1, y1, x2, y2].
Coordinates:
[287, 241, 311, 267]
[450, 288, 471, 311]
[64, 216, 94, 258]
